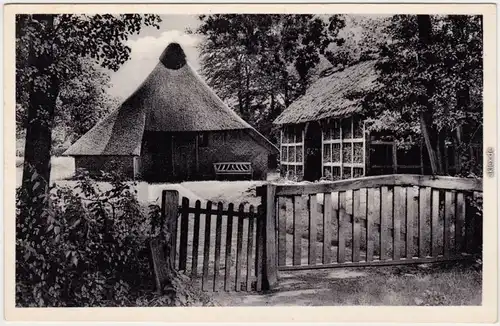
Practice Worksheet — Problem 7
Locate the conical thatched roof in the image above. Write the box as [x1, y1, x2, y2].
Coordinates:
[273, 60, 380, 125]
[64, 43, 277, 156]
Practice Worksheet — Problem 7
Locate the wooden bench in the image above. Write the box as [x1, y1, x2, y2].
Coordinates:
[213, 162, 253, 180]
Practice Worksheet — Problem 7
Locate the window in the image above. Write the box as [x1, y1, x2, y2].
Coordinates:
[322, 115, 365, 180]
[198, 133, 208, 147]
[280, 125, 305, 179]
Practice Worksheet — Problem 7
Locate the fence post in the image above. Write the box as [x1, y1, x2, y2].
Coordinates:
[259, 184, 278, 290]
[162, 190, 179, 264]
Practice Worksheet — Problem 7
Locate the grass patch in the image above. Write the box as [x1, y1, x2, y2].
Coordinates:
[210, 262, 482, 306]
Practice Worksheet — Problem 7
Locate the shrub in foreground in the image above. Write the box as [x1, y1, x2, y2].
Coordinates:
[16, 168, 210, 307]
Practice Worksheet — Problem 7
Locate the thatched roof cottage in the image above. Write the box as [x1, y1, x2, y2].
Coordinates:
[64, 43, 278, 181]
[273, 59, 469, 181]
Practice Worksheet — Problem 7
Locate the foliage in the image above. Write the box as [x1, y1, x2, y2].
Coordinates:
[17, 168, 148, 306]
[325, 15, 390, 65]
[17, 59, 119, 148]
[360, 15, 483, 176]
[195, 14, 345, 141]
[16, 168, 210, 307]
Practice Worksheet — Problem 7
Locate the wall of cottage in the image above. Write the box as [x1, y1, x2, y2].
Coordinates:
[197, 130, 270, 180]
[137, 130, 272, 182]
[74, 155, 137, 179]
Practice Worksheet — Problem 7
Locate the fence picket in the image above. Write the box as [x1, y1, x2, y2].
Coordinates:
[419, 187, 431, 257]
[465, 194, 475, 254]
[472, 192, 482, 253]
[352, 189, 362, 262]
[331, 192, 339, 261]
[444, 191, 454, 257]
[323, 193, 333, 264]
[179, 197, 190, 271]
[235, 204, 244, 292]
[202, 201, 212, 292]
[308, 194, 318, 265]
[431, 190, 440, 256]
[278, 197, 287, 266]
[171, 198, 179, 267]
[213, 202, 223, 291]
[366, 188, 379, 261]
[256, 205, 265, 291]
[338, 192, 346, 263]
[191, 200, 201, 277]
[393, 186, 405, 260]
[246, 206, 255, 291]
[293, 196, 303, 266]
[380, 186, 392, 261]
[161, 191, 178, 290]
[406, 186, 418, 259]
[456, 192, 465, 253]
[345, 190, 353, 215]
[224, 203, 234, 292]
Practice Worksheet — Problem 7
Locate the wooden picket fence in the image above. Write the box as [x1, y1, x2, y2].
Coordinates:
[164, 191, 264, 292]
[258, 174, 483, 273]
[156, 174, 482, 293]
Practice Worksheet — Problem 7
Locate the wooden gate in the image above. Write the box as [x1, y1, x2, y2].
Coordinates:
[158, 175, 483, 294]
[257, 175, 483, 273]
[163, 190, 265, 292]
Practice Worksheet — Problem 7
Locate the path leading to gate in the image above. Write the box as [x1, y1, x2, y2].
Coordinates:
[210, 268, 369, 306]
[208, 263, 482, 306]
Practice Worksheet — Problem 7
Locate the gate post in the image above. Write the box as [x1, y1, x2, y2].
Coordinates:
[259, 184, 278, 290]
[162, 190, 179, 263]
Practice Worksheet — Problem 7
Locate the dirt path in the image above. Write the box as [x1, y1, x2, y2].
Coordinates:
[209, 268, 369, 306]
[208, 263, 482, 306]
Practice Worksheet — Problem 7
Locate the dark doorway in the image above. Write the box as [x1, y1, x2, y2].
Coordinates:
[304, 121, 322, 181]
[142, 131, 173, 182]
[173, 133, 197, 181]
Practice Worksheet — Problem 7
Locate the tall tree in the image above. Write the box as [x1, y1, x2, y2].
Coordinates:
[16, 14, 161, 210]
[362, 14, 482, 176]
[195, 14, 344, 140]
[416, 15, 442, 174]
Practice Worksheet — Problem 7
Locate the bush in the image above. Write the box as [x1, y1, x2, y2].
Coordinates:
[16, 168, 211, 307]
[16, 169, 153, 306]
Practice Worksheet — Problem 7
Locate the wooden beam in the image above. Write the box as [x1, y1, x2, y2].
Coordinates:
[392, 141, 398, 174]
[272, 174, 483, 196]
[351, 117, 354, 178]
[420, 136, 425, 175]
[171, 135, 175, 177]
[363, 121, 368, 176]
[321, 124, 324, 178]
[195, 133, 199, 174]
[339, 118, 343, 179]
[277, 254, 474, 271]
[370, 140, 394, 145]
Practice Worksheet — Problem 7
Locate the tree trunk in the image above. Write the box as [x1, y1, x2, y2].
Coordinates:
[419, 112, 441, 174]
[451, 16, 471, 175]
[416, 15, 444, 175]
[21, 14, 60, 205]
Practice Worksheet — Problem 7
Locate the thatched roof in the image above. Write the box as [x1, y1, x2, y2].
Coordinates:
[273, 60, 379, 125]
[64, 43, 277, 156]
